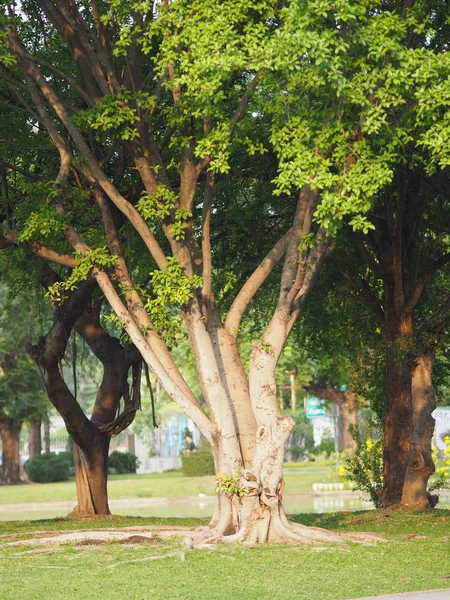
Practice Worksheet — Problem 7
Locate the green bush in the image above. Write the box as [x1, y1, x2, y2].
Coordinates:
[315, 429, 335, 457]
[345, 438, 383, 508]
[181, 445, 215, 477]
[56, 451, 75, 476]
[24, 453, 70, 483]
[108, 451, 139, 474]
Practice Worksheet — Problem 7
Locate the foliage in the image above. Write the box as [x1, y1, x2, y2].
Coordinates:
[181, 445, 214, 477]
[345, 437, 383, 508]
[428, 436, 450, 492]
[108, 451, 139, 475]
[0, 288, 48, 423]
[23, 453, 70, 483]
[216, 469, 247, 497]
[315, 429, 335, 457]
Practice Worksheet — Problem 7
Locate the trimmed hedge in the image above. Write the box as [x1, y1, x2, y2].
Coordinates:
[108, 451, 139, 474]
[24, 453, 70, 483]
[181, 445, 215, 477]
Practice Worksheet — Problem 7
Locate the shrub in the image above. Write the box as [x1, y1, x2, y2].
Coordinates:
[315, 429, 335, 457]
[344, 438, 383, 507]
[108, 451, 139, 474]
[181, 445, 215, 477]
[55, 451, 75, 476]
[286, 445, 308, 462]
[24, 453, 70, 483]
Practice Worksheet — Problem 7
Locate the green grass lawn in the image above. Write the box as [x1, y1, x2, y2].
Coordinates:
[0, 510, 448, 600]
[0, 463, 342, 504]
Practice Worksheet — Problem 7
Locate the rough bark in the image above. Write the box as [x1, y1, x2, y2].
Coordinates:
[0, 419, 28, 485]
[28, 421, 42, 457]
[401, 352, 436, 509]
[381, 313, 414, 507]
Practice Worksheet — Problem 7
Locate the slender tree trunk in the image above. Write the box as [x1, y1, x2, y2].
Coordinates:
[43, 420, 51, 454]
[401, 352, 436, 509]
[382, 314, 414, 507]
[0, 419, 28, 485]
[340, 395, 359, 452]
[69, 436, 111, 517]
[28, 421, 42, 457]
[289, 372, 296, 411]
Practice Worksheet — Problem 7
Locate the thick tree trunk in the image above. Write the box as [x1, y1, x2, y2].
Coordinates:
[28, 421, 42, 457]
[381, 308, 415, 507]
[382, 344, 413, 506]
[0, 419, 28, 485]
[401, 353, 436, 509]
[69, 436, 111, 517]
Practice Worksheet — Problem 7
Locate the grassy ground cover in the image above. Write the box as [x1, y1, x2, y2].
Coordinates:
[0, 464, 342, 504]
[0, 510, 448, 600]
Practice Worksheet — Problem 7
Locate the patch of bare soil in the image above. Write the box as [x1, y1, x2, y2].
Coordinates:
[118, 535, 159, 544]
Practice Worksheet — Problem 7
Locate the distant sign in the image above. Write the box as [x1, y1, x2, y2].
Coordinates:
[306, 394, 326, 419]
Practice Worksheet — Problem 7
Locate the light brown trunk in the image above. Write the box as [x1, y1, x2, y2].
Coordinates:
[69, 436, 111, 517]
[289, 373, 296, 411]
[0, 419, 28, 485]
[28, 421, 42, 457]
[401, 353, 436, 509]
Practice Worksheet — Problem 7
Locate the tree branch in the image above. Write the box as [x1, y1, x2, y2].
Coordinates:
[224, 229, 291, 336]
[201, 172, 214, 299]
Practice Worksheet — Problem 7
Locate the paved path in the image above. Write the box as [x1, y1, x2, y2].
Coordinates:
[351, 589, 450, 600]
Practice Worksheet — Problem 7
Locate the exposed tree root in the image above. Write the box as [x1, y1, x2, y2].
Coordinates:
[183, 498, 386, 547]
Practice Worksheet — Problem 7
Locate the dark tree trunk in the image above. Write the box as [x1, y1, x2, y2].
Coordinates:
[382, 314, 414, 507]
[28, 421, 42, 457]
[28, 281, 141, 517]
[0, 419, 28, 485]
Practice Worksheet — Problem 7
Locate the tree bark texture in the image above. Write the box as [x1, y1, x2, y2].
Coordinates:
[382, 335, 413, 507]
[28, 421, 42, 457]
[401, 352, 436, 509]
[0, 419, 28, 485]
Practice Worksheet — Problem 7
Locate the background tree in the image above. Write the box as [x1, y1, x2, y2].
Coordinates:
[332, 169, 450, 508]
[0, 288, 48, 484]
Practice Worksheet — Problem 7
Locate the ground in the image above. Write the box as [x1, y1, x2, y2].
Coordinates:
[0, 511, 449, 600]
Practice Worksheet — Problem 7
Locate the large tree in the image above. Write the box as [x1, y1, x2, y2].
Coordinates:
[0, 0, 448, 542]
[332, 168, 450, 509]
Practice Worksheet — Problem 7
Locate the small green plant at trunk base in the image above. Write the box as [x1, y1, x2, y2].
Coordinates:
[216, 469, 248, 497]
